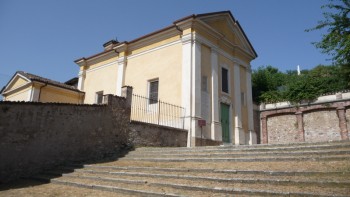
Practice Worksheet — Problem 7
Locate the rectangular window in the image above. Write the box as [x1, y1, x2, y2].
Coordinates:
[201, 75, 208, 92]
[222, 67, 229, 93]
[96, 91, 104, 104]
[149, 80, 159, 104]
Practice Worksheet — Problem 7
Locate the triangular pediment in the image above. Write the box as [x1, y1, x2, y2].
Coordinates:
[1, 72, 31, 94]
[196, 11, 257, 59]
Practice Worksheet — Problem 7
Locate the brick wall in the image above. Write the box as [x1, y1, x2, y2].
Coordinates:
[0, 94, 131, 183]
[260, 100, 350, 144]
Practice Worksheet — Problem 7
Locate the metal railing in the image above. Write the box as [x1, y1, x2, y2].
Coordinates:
[131, 94, 185, 129]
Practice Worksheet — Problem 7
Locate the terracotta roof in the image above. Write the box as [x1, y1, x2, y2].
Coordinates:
[16, 71, 83, 92]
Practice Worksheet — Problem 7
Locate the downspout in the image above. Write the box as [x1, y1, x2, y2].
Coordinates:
[38, 83, 48, 102]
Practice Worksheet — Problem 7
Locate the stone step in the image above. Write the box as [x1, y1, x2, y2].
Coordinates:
[24, 140, 350, 196]
[65, 169, 349, 188]
[125, 149, 350, 158]
[33, 171, 350, 197]
[49, 177, 184, 197]
[121, 154, 350, 162]
[69, 165, 350, 181]
[69, 159, 350, 172]
[133, 142, 350, 153]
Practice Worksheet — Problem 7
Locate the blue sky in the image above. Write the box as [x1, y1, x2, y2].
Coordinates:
[0, 0, 331, 90]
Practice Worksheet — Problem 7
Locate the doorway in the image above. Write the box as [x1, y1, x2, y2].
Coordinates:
[221, 103, 230, 143]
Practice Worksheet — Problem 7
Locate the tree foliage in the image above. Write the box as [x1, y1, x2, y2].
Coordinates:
[252, 65, 348, 104]
[306, 0, 350, 79]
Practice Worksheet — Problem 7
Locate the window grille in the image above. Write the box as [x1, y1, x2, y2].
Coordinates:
[149, 80, 158, 104]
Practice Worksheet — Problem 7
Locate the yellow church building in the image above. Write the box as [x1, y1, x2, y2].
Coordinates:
[1, 11, 257, 147]
[75, 11, 257, 146]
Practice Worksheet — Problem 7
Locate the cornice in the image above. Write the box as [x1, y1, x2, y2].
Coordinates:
[75, 50, 118, 67]
[174, 17, 194, 31]
[127, 27, 181, 52]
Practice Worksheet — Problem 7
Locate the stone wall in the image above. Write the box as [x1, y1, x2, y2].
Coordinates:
[267, 114, 299, 144]
[260, 100, 350, 144]
[0, 94, 131, 183]
[304, 110, 341, 142]
[130, 121, 187, 147]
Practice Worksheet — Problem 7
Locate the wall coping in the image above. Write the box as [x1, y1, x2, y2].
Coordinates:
[130, 120, 187, 133]
[260, 97, 350, 112]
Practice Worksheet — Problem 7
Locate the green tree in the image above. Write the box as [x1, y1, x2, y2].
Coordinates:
[285, 74, 321, 104]
[308, 64, 347, 93]
[252, 66, 285, 103]
[251, 64, 348, 104]
[306, 0, 350, 79]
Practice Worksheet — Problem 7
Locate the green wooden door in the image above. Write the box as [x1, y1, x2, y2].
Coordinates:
[221, 103, 230, 143]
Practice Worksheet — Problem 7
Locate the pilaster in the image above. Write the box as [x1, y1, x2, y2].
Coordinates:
[246, 66, 256, 144]
[30, 86, 41, 102]
[261, 116, 268, 144]
[116, 56, 127, 96]
[181, 34, 193, 147]
[337, 106, 349, 140]
[295, 111, 305, 142]
[233, 63, 244, 144]
[190, 36, 202, 145]
[210, 47, 222, 141]
[77, 70, 86, 91]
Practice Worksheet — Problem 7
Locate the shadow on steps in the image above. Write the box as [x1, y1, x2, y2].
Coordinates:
[0, 147, 133, 191]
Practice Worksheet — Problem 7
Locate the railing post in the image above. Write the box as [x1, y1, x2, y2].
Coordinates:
[182, 108, 186, 129]
[158, 100, 161, 125]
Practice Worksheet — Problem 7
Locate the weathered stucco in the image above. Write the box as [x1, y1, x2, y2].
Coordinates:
[267, 114, 299, 144]
[304, 110, 341, 142]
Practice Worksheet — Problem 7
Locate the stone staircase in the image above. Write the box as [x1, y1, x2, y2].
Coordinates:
[32, 141, 350, 196]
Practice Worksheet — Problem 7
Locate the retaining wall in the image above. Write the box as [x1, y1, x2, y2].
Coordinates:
[130, 121, 187, 147]
[0, 94, 130, 183]
[260, 100, 350, 144]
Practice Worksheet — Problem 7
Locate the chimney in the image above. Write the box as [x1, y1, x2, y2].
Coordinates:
[103, 39, 118, 51]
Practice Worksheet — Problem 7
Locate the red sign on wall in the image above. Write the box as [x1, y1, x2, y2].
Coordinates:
[198, 119, 206, 127]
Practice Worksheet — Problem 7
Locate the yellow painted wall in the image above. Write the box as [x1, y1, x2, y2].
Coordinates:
[4, 86, 31, 101]
[85, 53, 118, 70]
[40, 86, 82, 104]
[125, 42, 182, 106]
[6, 77, 29, 91]
[83, 58, 118, 104]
